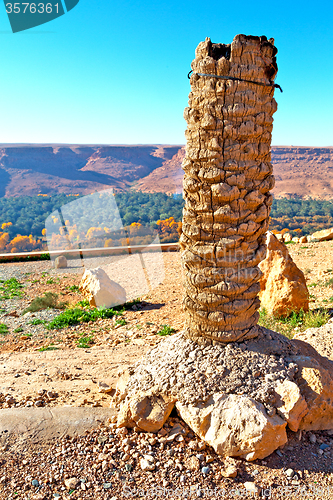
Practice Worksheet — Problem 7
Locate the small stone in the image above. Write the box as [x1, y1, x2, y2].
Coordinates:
[201, 466, 210, 474]
[196, 454, 205, 461]
[221, 466, 238, 478]
[103, 483, 112, 490]
[319, 443, 330, 450]
[318, 449, 324, 455]
[244, 482, 259, 494]
[54, 255, 67, 269]
[125, 464, 132, 472]
[64, 477, 80, 490]
[276, 450, 283, 457]
[184, 456, 200, 471]
[180, 475, 186, 483]
[253, 469, 259, 475]
[309, 434, 316, 444]
[285, 468, 294, 478]
[32, 479, 40, 487]
[140, 456, 155, 471]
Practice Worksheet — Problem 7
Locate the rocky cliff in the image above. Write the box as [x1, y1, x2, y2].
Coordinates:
[0, 145, 332, 199]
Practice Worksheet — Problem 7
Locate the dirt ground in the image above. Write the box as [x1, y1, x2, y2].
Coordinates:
[0, 244, 332, 499]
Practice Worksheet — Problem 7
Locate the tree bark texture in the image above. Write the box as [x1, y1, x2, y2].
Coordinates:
[181, 34, 278, 344]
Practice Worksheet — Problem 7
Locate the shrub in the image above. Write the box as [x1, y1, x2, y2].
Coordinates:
[22, 292, 67, 314]
[157, 324, 175, 336]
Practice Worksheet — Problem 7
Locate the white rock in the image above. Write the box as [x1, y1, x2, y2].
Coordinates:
[79, 267, 126, 308]
[176, 393, 287, 461]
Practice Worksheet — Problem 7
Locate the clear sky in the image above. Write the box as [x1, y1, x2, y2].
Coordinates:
[0, 0, 332, 146]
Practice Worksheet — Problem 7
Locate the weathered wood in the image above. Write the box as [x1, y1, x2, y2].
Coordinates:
[181, 35, 278, 344]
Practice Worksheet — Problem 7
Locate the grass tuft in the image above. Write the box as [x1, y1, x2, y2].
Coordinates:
[259, 307, 331, 339]
[22, 292, 67, 315]
[46, 305, 122, 330]
[157, 324, 175, 336]
[0, 323, 9, 335]
[0, 278, 24, 300]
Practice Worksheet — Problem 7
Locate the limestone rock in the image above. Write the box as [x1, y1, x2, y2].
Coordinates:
[299, 236, 308, 243]
[310, 227, 333, 241]
[293, 318, 333, 361]
[176, 394, 287, 461]
[292, 237, 299, 243]
[290, 355, 333, 431]
[259, 232, 309, 316]
[273, 380, 308, 432]
[79, 267, 126, 308]
[275, 234, 284, 242]
[117, 392, 176, 433]
[54, 255, 67, 269]
[283, 233, 292, 243]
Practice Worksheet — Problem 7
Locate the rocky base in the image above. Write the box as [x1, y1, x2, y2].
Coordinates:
[113, 328, 333, 461]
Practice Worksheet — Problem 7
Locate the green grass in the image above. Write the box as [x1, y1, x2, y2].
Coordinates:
[46, 278, 55, 284]
[77, 334, 94, 348]
[38, 344, 59, 352]
[46, 305, 122, 330]
[259, 308, 331, 339]
[29, 318, 46, 325]
[0, 308, 5, 314]
[157, 324, 175, 336]
[77, 299, 90, 308]
[308, 282, 319, 288]
[67, 285, 80, 293]
[0, 278, 24, 300]
[115, 318, 127, 326]
[0, 323, 9, 335]
[22, 292, 67, 315]
[14, 327, 24, 333]
[324, 277, 333, 288]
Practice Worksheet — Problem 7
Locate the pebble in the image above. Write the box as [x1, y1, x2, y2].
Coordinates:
[64, 477, 80, 490]
[196, 453, 205, 461]
[103, 483, 112, 489]
[285, 468, 294, 478]
[319, 443, 330, 450]
[309, 434, 317, 444]
[201, 466, 209, 474]
[31, 479, 40, 487]
[244, 482, 259, 494]
[276, 450, 283, 457]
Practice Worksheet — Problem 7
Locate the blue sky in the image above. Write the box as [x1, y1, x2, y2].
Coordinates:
[0, 0, 332, 146]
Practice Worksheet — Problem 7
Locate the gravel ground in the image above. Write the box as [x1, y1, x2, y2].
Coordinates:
[1, 417, 333, 500]
[0, 247, 333, 499]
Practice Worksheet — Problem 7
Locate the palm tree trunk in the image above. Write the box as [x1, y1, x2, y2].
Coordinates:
[181, 34, 278, 344]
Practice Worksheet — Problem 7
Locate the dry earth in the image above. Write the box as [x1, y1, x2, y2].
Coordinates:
[0, 244, 332, 499]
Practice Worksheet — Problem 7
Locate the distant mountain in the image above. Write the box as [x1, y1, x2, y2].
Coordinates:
[0, 144, 332, 199]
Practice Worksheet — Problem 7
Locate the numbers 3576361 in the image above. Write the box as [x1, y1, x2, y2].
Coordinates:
[5, 3, 59, 14]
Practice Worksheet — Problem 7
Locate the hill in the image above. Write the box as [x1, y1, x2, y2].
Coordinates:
[0, 144, 332, 199]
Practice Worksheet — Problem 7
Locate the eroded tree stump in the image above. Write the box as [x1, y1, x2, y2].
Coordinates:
[181, 34, 278, 344]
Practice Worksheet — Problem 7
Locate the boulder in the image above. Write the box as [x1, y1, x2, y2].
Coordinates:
[299, 236, 308, 244]
[54, 255, 67, 269]
[259, 232, 309, 316]
[273, 380, 308, 431]
[310, 227, 333, 242]
[117, 392, 176, 433]
[176, 394, 287, 461]
[275, 234, 284, 242]
[283, 233, 292, 243]
[292, 237, 299, 243]
[79, 267, 126, 308]
[290, 355, 333, 431]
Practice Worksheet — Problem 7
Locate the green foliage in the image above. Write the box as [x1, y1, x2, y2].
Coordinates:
[259, 307, 330, 339]
[0, 278, 24, 300]
[68, 285, 80, 292]
[46, 306, 122, 330]
[0, 323, 9, 335]
[324, 277, 333, 287]
[115, 318, 127, 326]
[157, 324, 175, 336]
[22, 292, 67, 314]
[77, 334, 94, 348]
[77, 299, 90, 308]
[14, 327, 24, 333]
[38, 344, 59, 351]
[29, 318, 46, 325]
